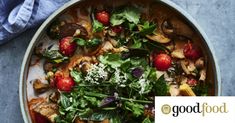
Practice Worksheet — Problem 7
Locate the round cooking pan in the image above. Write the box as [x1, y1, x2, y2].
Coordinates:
[19, 0, 221, 122]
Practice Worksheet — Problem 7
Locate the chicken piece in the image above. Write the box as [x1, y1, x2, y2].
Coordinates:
[49, 92, 60, 103]
[29, 98, 58, 123]
[33, 79, 49, 94]
[169, 84, 180, 96]
[96, 41, 128, 56]
[146, 33, 171, 43]
[171, 49, 185, 59]
[180, 60, 197, 76]
[181, 60, 190, 75]
[33, 102, 58, 123]
[109, 37, 118, 47]
[199, 69, 206, 82]
[70, 56, 95, 73]
[187, 61, 196, 72]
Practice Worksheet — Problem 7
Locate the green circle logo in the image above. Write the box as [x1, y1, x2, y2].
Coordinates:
[161, 104, 171, 115]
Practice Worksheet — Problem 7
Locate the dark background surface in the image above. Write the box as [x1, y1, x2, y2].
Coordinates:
[0, 0, 234, 122]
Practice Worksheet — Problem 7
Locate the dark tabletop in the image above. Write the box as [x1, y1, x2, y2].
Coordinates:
[0, 0, 234, 122]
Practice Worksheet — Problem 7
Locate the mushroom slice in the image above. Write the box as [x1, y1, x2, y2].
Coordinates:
[71, 56, 94, 73]
[161, 19, 174, 36]
[95, 41, 114, 56]
[187, 61, 196, 72]
[180, 60, 190, 75]
[171, 49, 185, 59]
[199, 69, 206, 82]
[169, 84, 180, 96]
[163, 17, 194, 38]
[112, 46, 128, 53]
[33, 79, 49, 94]
[79, 61, 92, 73]
[146, 33, 171, 43]
[156, 71, 166, 79]
[59, 23, 88, 39]
[195, 57, 205, 69]
[109, 37, 118, 47]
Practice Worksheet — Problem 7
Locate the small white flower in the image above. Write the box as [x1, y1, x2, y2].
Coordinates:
[113, 68, 128, 86]
[138, 76, 150, 94]
[85, 63, 108, 84]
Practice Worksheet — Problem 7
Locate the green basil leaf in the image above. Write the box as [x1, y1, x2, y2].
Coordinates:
[87, 38, 101, 47]
[74, 38, 86, 46]
[93, 19, 104, 32]
[110, 7, 140, 26]
[124, 7, 140, 24]
[110, 12, 125, 26]
[142, 117, 152, 123]
[139, 21, 156, 35]
[70, 69, 83, 83]
[154, 75, 168, 96]
[124, 101, 144, 117]
[43, 50, 68, 63]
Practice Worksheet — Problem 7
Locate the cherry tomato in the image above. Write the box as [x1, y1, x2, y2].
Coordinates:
[59, 36, 77, 56]
[154, 53, 172, 71]
[183, 42, 201, 60]
[95, 10, 110, 25]
[187, 78, 197, 86]
[111, 25, 123, 33]
[56, 76, 75, 92]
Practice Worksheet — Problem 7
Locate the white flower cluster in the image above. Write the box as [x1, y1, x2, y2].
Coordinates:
[138, 76, 150, 94]
[113, 68, 128, 87]
[85, 63, 108, 84]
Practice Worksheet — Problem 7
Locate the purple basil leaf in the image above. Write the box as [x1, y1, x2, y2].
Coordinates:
[100, 96, 116, 107]
[132, 67, 144, 78]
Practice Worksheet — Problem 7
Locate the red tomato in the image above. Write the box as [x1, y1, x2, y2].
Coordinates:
[111, 25, 123, 33]
[56, 76, 75, 92]
[154, 53, 172, 71]
[187, 78, 197, 86]
[95, 10, 110, 25]
[59, 36, 77, 56]
[183, 42, 201, 60]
